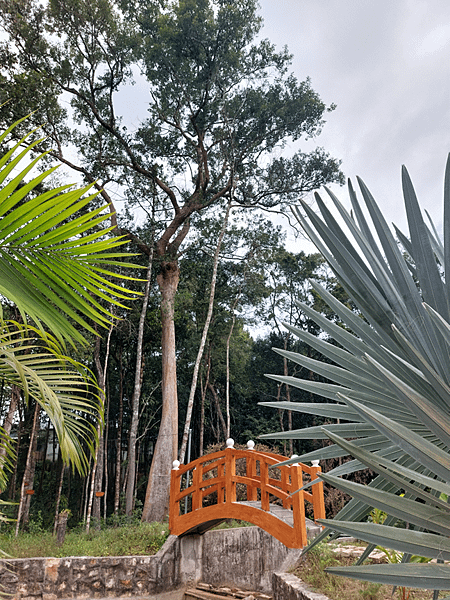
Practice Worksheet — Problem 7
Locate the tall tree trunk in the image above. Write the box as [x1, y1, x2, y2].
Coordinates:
[179, 200, 231, 463]
[92, 335, 106, 523]
[86, 322, 113, 532]
[114, 349, 124, 515]
[126, 252, 153, 515]
[16, 402, 40, 535]
[283, 335, 293, 455]
[199, 353, 211, 457]
[53, 456, 65, 535]
[142, 260, 179, 522]
[103, 385, 110, 522]
[207, 382, 227, 441]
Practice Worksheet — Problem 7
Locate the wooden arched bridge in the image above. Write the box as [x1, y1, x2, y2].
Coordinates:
[169, 439, 325, 548]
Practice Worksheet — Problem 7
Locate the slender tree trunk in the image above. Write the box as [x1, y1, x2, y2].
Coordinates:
[114, 349, 124, 515]
[225, 288, 242, 440]
[16, 402, 40, 535]
[283, 336, 293, 455]
[142, 260, 179, 522]
[103, 385, 110, 522]
[9, 411, 23, 499]
[38, 420, 51, 495]
[179, 200, 231, 463]
[126, 252, 153, 515]
[207, 382, 227, 440]
[86, 322, 113, 532]
[53, 457, 65, 535]
[199, 354, 211, 457]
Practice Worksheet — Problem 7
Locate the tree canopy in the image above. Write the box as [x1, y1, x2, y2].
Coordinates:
[0, 0, 344, 521]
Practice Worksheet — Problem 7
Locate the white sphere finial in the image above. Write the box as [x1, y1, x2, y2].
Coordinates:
[290, 454, 299, 466]
[172, 459, 180, 470]
[226, 438, 234, 449]
[247, 440, 255, 450]
[311, 459, 320, 467]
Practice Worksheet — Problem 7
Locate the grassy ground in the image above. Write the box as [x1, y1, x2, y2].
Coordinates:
[0, 521, 170, 558]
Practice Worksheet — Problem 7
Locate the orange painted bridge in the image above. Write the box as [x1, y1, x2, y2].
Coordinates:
[169, 439, 325, 549]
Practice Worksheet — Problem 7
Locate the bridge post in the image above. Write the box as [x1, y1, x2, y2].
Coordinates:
[290, 460, 307, 547]
[260, 459, 269, 511]
[246, 440, 257, 501]
[225, 438, 236, 503]
[311, 460, 325, 522]
[169, 460, 180, 533]
[192, 462, 203, 511]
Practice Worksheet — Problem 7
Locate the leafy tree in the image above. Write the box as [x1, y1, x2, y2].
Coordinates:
[263, 163, 450, 590]
[0, 0, 344, 520]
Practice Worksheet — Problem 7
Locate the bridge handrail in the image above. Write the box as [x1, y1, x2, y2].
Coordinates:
[170, 443, 325, 550]
[171, 448, 307, 506]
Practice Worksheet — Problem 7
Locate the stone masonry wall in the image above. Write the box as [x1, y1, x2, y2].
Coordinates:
[0, 526, 316, 599]
[0, 535, 183, 600]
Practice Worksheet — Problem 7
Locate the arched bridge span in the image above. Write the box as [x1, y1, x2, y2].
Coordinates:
[169, 440, 325, 548]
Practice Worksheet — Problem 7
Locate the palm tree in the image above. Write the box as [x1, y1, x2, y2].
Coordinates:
[0, 116, 138, 478]
[262, 157, 450, 589]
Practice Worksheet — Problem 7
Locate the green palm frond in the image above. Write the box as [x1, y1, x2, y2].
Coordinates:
[0, 320, 100, 474]
[262, 155, 450, 587]
[0, 116, 140, 475]
[0, 118, 141, 346]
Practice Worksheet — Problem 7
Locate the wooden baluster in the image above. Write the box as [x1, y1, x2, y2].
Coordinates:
[225, 439, 236, 503]
[192, 462, 203, 511]
[218, 461, 225, 504]
[169, 460, 181, 534]
[281, 465, 289, 509]
[260, 459, 269, 511]
[291, 461, 307, 547]
[310, 460, 325, 522]
[246, 440, 257, 501]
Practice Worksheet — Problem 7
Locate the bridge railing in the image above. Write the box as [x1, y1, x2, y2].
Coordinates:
[169, 439, 325, 548]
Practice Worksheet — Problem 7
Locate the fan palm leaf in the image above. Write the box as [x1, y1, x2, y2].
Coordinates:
[262, 155, 450, 587]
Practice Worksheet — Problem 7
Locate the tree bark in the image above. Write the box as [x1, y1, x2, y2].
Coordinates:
[283, 335, 293, 456]
[126, 252, 153, 515]
[86, 322, 113, 532]
[199, 353, 211, 457]
[207, 381, 227, 441]
[114, 349, 124, 515]
[53, 457, 65, 535]
[141, 260, 179, 522]
[16, 402, 40, 535]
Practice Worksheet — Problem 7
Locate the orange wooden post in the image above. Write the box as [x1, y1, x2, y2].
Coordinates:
[218, 461, 225, 503]
[192, 462, 203, 511]
[291, 461, 307, 547]
[310, 460, 325, 523]
[260, 458, 269, 511]
[169, 459, 181, 534]
[225, 439, 236, 503]
[281, 464, 290, 509]
[246, 440, 257, 501]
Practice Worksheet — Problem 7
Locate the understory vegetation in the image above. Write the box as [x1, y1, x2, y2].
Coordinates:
[0, 519, 169, 558]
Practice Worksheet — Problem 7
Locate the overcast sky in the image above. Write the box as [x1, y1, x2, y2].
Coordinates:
[258, 0, 450, 237]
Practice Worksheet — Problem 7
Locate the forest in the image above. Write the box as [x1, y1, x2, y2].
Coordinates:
[0, 0, 346, 530]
